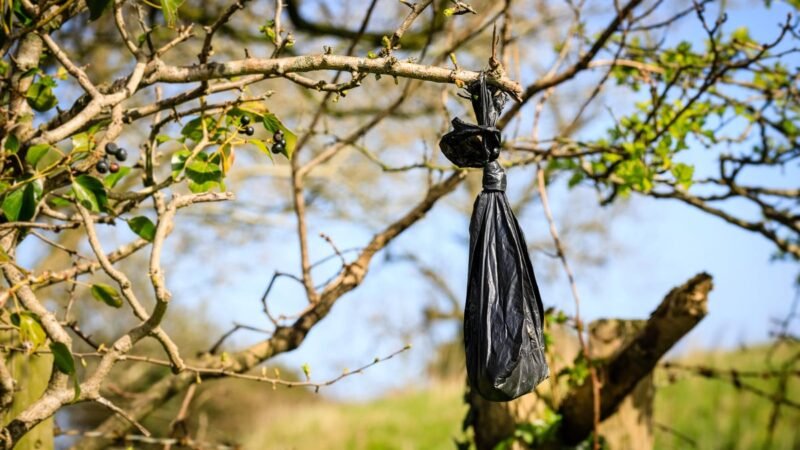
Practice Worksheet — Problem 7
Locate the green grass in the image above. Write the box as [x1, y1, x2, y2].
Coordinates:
[248, 343, 799, 450]
[653, 343, 800, 450]
[245, 381, 467, 450]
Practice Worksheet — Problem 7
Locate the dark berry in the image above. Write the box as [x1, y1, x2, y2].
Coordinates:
[95, 160, 109, 173]
[115, 148, 128, 161]
[240, 115, 251, 125]
[245, 126, 255, 136]
[109, 162, 120, 173]
[271, 143, 285, 154]
[278, 138, 287, 146]
[273, 130, 284, 141]
[105, 142, 119, 154]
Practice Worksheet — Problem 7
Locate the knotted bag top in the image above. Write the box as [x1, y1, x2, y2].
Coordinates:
[438, 72, 508, 192]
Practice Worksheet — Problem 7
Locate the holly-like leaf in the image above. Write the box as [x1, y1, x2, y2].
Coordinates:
[72, 175, 108, 212]
[127, 216, 156, 242]
[50, 342, 76, 375]
[91, 283, 123, 308]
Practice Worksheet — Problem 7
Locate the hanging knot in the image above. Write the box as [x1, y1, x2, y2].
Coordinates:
[439, 72, 509, 189]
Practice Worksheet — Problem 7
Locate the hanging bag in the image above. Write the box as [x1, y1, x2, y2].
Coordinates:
[439, 73, 549, 401]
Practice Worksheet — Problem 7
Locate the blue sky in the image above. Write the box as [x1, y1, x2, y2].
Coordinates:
[254, 1, 799, 399]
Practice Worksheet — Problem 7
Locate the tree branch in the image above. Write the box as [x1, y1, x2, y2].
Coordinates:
[557, 273, 713, 445]
[149, 54, 523, 98]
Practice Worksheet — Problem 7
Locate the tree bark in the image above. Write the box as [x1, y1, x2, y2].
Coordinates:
[590, 319, 654, 450]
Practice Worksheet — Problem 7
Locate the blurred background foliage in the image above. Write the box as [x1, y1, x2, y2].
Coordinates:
[2, 0, 799, 448]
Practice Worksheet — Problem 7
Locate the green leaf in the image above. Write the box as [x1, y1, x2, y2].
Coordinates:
[188, 179, 222, 193]
[71, 374, 81, 401]
[261, 23, 277, 43]
[249, 138, 274, 162]
[26, 77, 58, 112]
[48, 196, 72, 208]
[91, 283, 124, 308]
[4, 135, 19, 154]
[155, 134, 172, 145]
[171, 149, 191, 178]
[127, 216, 156, 242]
[2, 189, 25, 221]
[567, 172, 584, 188]
[731, 26, 752, 44]
[671, 163, 695, 189]
[260, 113, 297, 159]
[71, 133, 91, 153]
[11, 312, 47, 351]
[185, 156, 222, 179]
[25, 143, 51, 167]
[12, 0, 33, 25]
[87, 0, 113, 20]
[160, 0, 183, 27]
[226, 109, 258, 128]
[2, 180, 42, 221]
[72, 175, 108, 212]
[185, 153, 223, 192]
[50, 342, 76, 375]
[103, 166, 131, 188]
[181, 116, 216, 142]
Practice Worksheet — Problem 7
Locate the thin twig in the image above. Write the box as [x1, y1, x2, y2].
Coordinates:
[536, 167, 602, 450]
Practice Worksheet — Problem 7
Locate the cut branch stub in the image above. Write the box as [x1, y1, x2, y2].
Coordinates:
[558, 272, 713, 444]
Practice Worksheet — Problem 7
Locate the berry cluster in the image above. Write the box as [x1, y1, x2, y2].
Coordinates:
[238, 115, 255, 136]
[95, 142, 128, 174]
[272, 130, 286, 154]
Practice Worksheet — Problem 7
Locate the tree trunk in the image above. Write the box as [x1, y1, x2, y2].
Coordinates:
[589, 319, 654, 450]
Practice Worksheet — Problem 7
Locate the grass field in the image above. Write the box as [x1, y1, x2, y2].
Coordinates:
[247, 342, 799, 450]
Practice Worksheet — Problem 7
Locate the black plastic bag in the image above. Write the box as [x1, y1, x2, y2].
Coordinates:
[440, 74, 549, 402]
